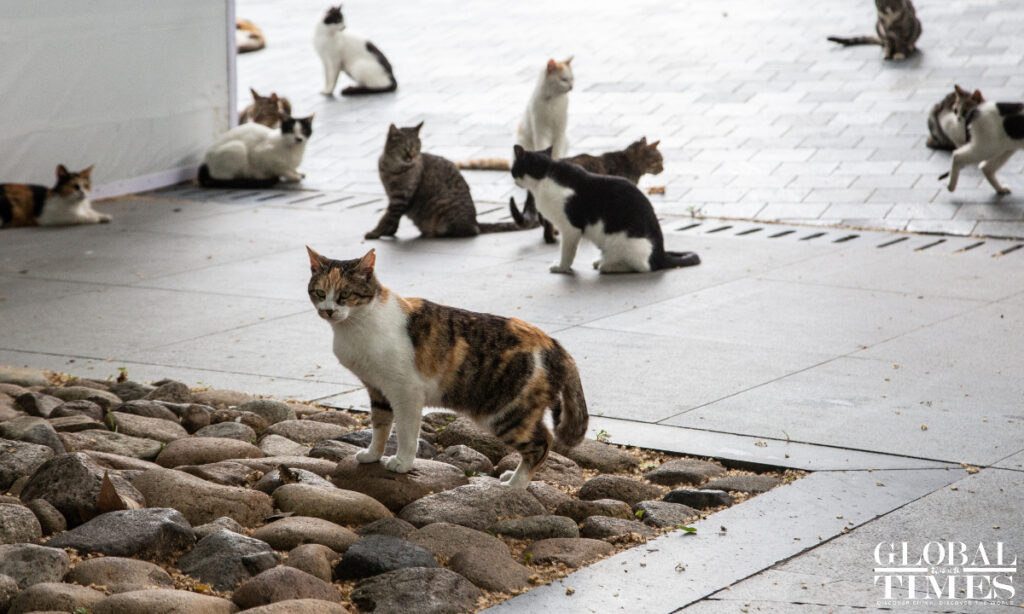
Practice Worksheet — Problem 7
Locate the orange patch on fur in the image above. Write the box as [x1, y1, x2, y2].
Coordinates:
[398, 296, 423, 313]
[506, 318, 554, 350]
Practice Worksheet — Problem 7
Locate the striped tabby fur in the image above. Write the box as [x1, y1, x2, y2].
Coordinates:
[306, 247, 588, 487]
[827, 0, 921, 61]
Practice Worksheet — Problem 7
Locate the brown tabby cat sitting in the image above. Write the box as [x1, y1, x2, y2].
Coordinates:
[239, 88, 292, 128]
[511, 137, 665, 243]
[367, 122, 532, 239]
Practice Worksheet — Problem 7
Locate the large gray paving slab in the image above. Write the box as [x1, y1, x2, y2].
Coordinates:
[484, 468, 959, 614]
[664, 355, 1024, 466]
[583, 276, 983, 355]
[714, 468, 1024, 613]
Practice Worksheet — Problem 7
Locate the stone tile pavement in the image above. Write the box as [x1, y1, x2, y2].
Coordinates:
[237, 0, 1024, 238]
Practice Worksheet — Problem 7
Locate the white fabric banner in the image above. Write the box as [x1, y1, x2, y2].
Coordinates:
[0, 1, 234, 198]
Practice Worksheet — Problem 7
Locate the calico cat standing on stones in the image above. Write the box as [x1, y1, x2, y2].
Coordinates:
[239, 88, 292, 128]
[509, 138, 664, 229]
[940, 86, 1024, 195]
[1, 165, 109, 228]
[511, 145, 699, 274]
[314, 5, 397, 96]
[306, 247, 588, 486]
[827, 0, 921, 61]
[927, 88, 968, 151]
[366, 123, 531, 239]
[199, 114, 314, 188]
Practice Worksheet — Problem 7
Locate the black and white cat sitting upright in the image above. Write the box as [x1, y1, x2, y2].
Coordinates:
[511, 145, 699, 274]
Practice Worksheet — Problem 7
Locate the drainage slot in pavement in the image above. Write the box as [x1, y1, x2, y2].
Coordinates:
[676, 223, 703, 231]
[317, 196, 354, 207]
[288, 193, 326, 204]
[706, 225, 733, 234]
[800, 232, 826, 241]
[347, 198, 381, 209]
[833, 234, 859, 243]
[256, 193, 287, 202]
[997, 244, 1024, 257]
[877, 237, 909, 248]
[229, 191, 261, 200]
[955, 241, 986, 253]
[915, 239, 946, 252]
[768, 230, 795, 238]
[735, 228, 762, 236]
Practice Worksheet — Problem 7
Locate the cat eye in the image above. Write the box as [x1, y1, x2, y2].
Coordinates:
[338, 290, 352, 300]
[314, 289, 326, 299]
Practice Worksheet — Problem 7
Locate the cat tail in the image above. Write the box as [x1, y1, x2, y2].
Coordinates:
[198, 164, 280, 189]
[507, 197, 542, 229]
[478, 221, 530, 233]
[827, 35, 882, 46]
[456, 158, 510, 171]
[340, 82, 397, 96]
[655, 250, 701, 270]
[551, 343, 589, 448]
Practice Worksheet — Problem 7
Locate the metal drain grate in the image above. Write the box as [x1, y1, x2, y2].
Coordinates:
[671, 220, 1024, 258]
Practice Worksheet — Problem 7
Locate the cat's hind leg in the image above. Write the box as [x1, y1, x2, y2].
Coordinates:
[493, 404, 552, 488]
[980, 150, 1015, 195]
[355, 386, 394, 464]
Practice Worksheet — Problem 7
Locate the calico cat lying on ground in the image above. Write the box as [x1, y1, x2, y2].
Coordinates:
[511, 145, 699, 274]
[1, 165, 109, 228]
[239, 88, 292, 128]
[366, 123, 532, 239]
[199, 114, 314, 188]
[314, 5, 397, 96]
[509, 138, 665, 242]
[306, 247, 588, 486]
[927, 88, 968, 151]
[828, 0, 921, 61]
[940, 86, 1024, 195]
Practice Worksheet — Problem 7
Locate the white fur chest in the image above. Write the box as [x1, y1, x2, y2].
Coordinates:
[329, 297, 418, 394]
[531, 178, 575, 230]
[36, 194, 88, 226]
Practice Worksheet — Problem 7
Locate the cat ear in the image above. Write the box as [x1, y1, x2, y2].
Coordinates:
[640, 136, 647, 145]
[972, 89, 984, 102]
[56, 164, 69, 179]
[564, 55, 574, 65]
[414, 121, 424, 133]
[954, 84, 967, 96]
[269, 93, 278, 102]
[355, 249, 376, 280]
[250, 87, 261, 100]
[649, 140, 660, 148]
[388, 123, 399, 136]
[542, 146, 554, 157]
[306, 246, 327, 273]
[546, 59, 558, 74]
[513, 144, 526, 159]
[81, 165, 94, 177]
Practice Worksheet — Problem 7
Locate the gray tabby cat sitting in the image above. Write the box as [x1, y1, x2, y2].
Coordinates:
[828, 0, 921, 61]
[366, 123, 533, 239]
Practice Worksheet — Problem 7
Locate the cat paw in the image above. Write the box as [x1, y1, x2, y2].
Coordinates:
[549, 264, 574, 275]
[498, 470, 515, 483]
[996, 187, 1012, 196]
[383, 456, 414, 473]
[592, 259, 602, 270]
[892, 52, 906, 61]
[98, 215, 112, 224]
[355, 449, 381, 464]
[364, 231, 382, 240]
[320, 89, 335, 96]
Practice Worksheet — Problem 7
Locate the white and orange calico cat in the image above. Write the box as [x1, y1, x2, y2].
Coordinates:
[0, 165, 109, 228]
[306, 247, 588, 487]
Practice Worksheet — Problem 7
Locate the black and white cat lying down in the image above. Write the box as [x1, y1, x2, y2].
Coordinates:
[511, 145, 699, 274]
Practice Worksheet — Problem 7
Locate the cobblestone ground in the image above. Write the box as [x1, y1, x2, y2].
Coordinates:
[237, 0, 1024, 238]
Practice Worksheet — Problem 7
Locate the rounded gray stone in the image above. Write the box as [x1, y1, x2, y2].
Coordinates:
[337, 429, 437, 459]
[43, 386, 121, 407]
[580, 515, 657, 539]
[232, 566, 341, 609]
[355, 517, 416, 539]
[307, 439, 363, 462]
[178, 530, 280, 591]
[643, 459, 727, 487]
[110, 400, 178, 422]
[90, 588, 239, 614]
[155, 437, 263, 468]
[406, 522, 510, 560]
[258, 434, 310, 457]
[488, 515, 580, 539]
[46, 508, 195, 560]
[555, 498, 634, 523]
[190, 388, 254, 408]
[634, 500, 700, 528]
[0, 438, 54, 491]
[24, 499, 65, 536]
[495, 450, 584, 488]
[430, 417, 508, 463]
[193, 516, 245, 540]
[448, 548, 532, 593]
[18, 452, 145, 527]
[143, 381, 191, 404]
[195, 421, 258, 442]
[334, 535, 438, 580]
[105, 411, 188, 443]
[526, 537, 614, 568]
[7, 581, 106, 614]
[302, 410, 361, 428]
[14, 392, 62, 418]
[351, 567, 480, 614]
[663, 488, 735, 509]
[65, 556, 175, 593]
[330, 456, 468, 513]
[0, 417, 65, 454]
[432, 444, 493, 475]
[239, 399, 295, 425]
[132, 467, 272, 527]
[0, 573, 17, 614]
[273, 483, 393, 526]
[0, 503, 42, 544]
[285, 544, 340, 583]
[49, 399, 105, 421]
[251, 517, 359, 553]
[264, 420, 347, 444]
[0, 367, 49, 388]
[704, 474, 784, 494]
[253, 466, 333, 494]
[397, 482, 545, 530]
[0, 544, 70, 589]
[578, 474, 665, 506]
[107, 381, 156, 402]
[58, 430, 163, 460]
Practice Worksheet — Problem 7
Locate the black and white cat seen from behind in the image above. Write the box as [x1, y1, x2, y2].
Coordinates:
[314, 5, 397, 96]
[940, 85, 1024, 195]
[511, 145, 699, 274]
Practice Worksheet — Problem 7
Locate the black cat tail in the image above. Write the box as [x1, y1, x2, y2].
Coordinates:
[198, 164, 279, 189]
[340, 81, 397, 96]
[827, 35, 882, 46]
[507, 196, 541, 229]
[656, 250, 701, 270]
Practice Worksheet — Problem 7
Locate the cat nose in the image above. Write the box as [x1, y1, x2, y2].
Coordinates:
[320, 308, 335, 318]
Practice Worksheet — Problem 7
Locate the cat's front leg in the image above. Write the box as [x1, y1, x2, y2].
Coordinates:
[355, 387, 394, 464]
[945, 144, 986, 192]
[382, 394, 422, 474]
[320, 58, 341, 96]
[365, 201, 406, 239]
[282, 170, 305, 182]
[981, 150, 1015, 195]
[550, 228, 582, 274]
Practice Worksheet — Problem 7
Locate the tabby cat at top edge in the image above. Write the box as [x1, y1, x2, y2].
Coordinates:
[306, 247, 588, 487]
[366, 122, 532, 239]
[1, 164, 109, 228]
[827, 0, 921, 61]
